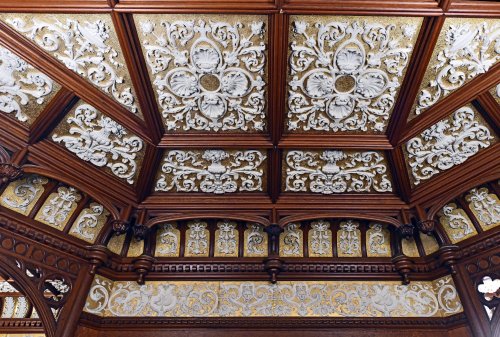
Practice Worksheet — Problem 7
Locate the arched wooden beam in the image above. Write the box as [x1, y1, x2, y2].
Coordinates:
[278, 212, 401, 228]
[21, 164, 121, 220]
[426, 174, 500, 220]
[145, 212, 270, 228]
[0, 257, 56, 337]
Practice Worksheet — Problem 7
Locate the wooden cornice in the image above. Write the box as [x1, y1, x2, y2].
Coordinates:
[279, 134, 393, 149]
[387, 147, 412, 203]
[113, 0, 279, 12]
[159, 134, 273, 148]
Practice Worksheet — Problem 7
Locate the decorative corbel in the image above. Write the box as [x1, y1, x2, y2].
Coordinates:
[414, 204, 436, 235]
[438, 245, 460, 275]
[132, 254, 155, 285]
[111, 219, 130, 235]
[398, 223, 415, 240]
[132, 224, 149, 241]
[263, 224, 284, 284]
[0, 163, 23, 185]
[392, 255, 414, 285]
[86, 245, 110, 275]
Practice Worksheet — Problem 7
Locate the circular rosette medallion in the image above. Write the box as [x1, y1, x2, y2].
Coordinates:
[327, 94, 355, 119]
[221, 71, 250, 97]
[199, 93, 227, 120]
[335, 41, 365, 74]
[191, 41, 222, 73]
[167, 70, 199, 98]
[356, 70, 389, 99]
[304, 71, 335, 98]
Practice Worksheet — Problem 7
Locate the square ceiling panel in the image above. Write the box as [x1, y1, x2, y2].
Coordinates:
[404, 104, 496, 186]
[285, 15, 422, 133]
[408, 18, 500, 120]
[155, 149, 267, 194]
[50, 100, 146, 185]
[283, 149, 393, 194]
[0, 43, 61, 125]
[0, 13, 143, 118]
[134, 14, 268, 132]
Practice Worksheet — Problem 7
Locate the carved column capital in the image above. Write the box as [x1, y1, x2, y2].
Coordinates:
[111, 219, 130, 235]
[0, 163, 23, 185]
[397, 223, 415, 240]
[132, 223, 149, 241]
[264, 224, 283, 256]
[417, 219, 436, 234]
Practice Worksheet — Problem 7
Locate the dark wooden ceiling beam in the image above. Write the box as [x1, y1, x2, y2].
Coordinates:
[447, 0, 500, 17]
[135, 144, 164, 203]
[386, 16, 445, 145]
[0, 21, 154, 145]
[0, 1, 111, 11]
[386, 147, 413, 203]
[111, 12, 164, 144]
[159, 134, 273, 148]
[0, 115, 29, 149]
[279, 135, 393, 149]
[113, 0, 279, 12]
[473, 91, 500, 134]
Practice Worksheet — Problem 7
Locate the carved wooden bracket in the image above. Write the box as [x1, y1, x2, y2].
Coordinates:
[438, 245, 461, 275]
[264, 224, 283, 256]
[111, 219, 130, 235]
[263, 257, 284, 284]
[0, 163, 23, 185]
[132, 255, 155, 285]
[87, 245, 110, 275]
[132, 223, 148, 241]
[417, 219, 436, 234]
[397, 223, 415, 240]
[392, 255, 414, 285]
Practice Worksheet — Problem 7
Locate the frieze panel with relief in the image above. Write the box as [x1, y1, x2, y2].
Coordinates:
[409, 18, 500, 119]
[286, 15, 421, 133]
[284, 149, 392, 194]
[405, 106, 495, 185]
[0, 44, 60, 124]
[0, 174, 49, 215]
[465, 187, 500, 230]
[438, 203, 478, 244]
[84, 274, 462, 318]
[51, 101, 145, 184]
[135, 14, 268, 132]
[0, 13, 142, 116]
[155, 149, 266, 194]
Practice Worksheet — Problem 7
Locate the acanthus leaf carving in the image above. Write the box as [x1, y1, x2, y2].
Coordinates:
[36, 186, 82, 228]
[465, 187, 500, 228]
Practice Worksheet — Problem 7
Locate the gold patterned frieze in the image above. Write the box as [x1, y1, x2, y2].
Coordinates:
[279, 223, 303, 257]
[214, 220, 239, 257]
[68, 202, 110, 243]
[0, 174, 49, 216]
[107, 234, 126, 255]
[134, 14, 268, 133]
[409, 18, 500, 120]
[51, 100, 145, 185]
[286, 15, 422, 133]
[402, 237, 420, 257]
[155, 223, 181, 257]
[438, 203, 478, 244]
[0, 13, 142, 117]
[0, 43, 61, 124]
[84, 274, 463, 318]
[34, 186, 82, 230]
[465, 187, 500, 230]
[243, 223, 268, 257]
[366, 223, 392, 257]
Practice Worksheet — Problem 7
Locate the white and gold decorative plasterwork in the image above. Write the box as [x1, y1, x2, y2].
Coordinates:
[366, 223, 391, 257]
[69, 202, 110, 243]
[127, 238, 144, 257]
[285, 150, 392, 194]
[135, 14, 268, 132]
[84, 274, 462, 318]
[286, 15, 421, 133]
[214, 220, 239, 257]
[1, 296, 29, 318]
[410, 18, 500, 119]
[279, 223, 303, 257]
[0, 174, 49, 216]
[155, 149, 266, 194]
[244, 223, 268, 257]
[155, 223, 181, 257]
[420, 232, 440, 256]
[0, 44, 60, 124]
[308, 220, 333, 257]
[1, 13, 141, 116]
[438, 203, 478, 244]
[337, 220, 362, 257]
[0, 282, 17, 293]
[491, 84, 500, 104]
[465, 187, 500, 230]
[52, 101, 144, 184]
[402, 237, 420, 257]
[185, 220, 210, 257]
[34, 186, 82, 229]
[405, 106, 494, 185]
[107, 234, 126, 255]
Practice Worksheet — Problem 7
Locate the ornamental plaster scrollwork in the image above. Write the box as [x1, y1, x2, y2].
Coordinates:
[0, 45, 58, 123]
[155, 149, 266, 194]
[367, 223, 391, 257]
[3, 14, 141, 115]
[285, 150, 392, 194]
[0, 174, 49, 215]
[244, 224, 268, 257]
[438, 203, 477, 243]
[279, 223, 303, 257]
[69, 202, 110, 243]
[411, 19, 500, 118]
[52, 102, 144, 184]
[465, 187, 500, 229]
[215, 220, 238, 257]
[35, 186, 82, 229]
[405, 106, 494, 185]
[308, 220, 332, 257]
[337, 220, 362, 257]
[155, 223, 180, 257]
[135, 14, 267, 132]
[286, 16, 420, 132]
[84, 275, 462, 318]
[185, 220, 209, 257]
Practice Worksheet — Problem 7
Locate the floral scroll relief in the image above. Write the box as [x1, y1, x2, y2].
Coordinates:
[309, 220, 332, 257]
[280, 223, 303, 257]
[438, 203, 476, 243]
[155, 223, 180, 257]
[136, 15, 267, 131]
[413, 20, 500, 117]
[367, 223, 390, 257]
[406, 106, 493, 185]
[155, 149, 266, 194]
[285, 150, 392, 194]
[0, 174, 49, 214]
[0, 45, 56, 123]
[215, 220, 238, 257]
[244, 224, 267, 257]
[338, 220, 361, 256]
[36, 186, 82, 228]
[4, 15, 140, 114]
[52, 103, 144, 184]
[69, 202, 109, 242]
[465, 188, 500, 227]
[185, 220, 209, 256]
[287, 17, 420, 132]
